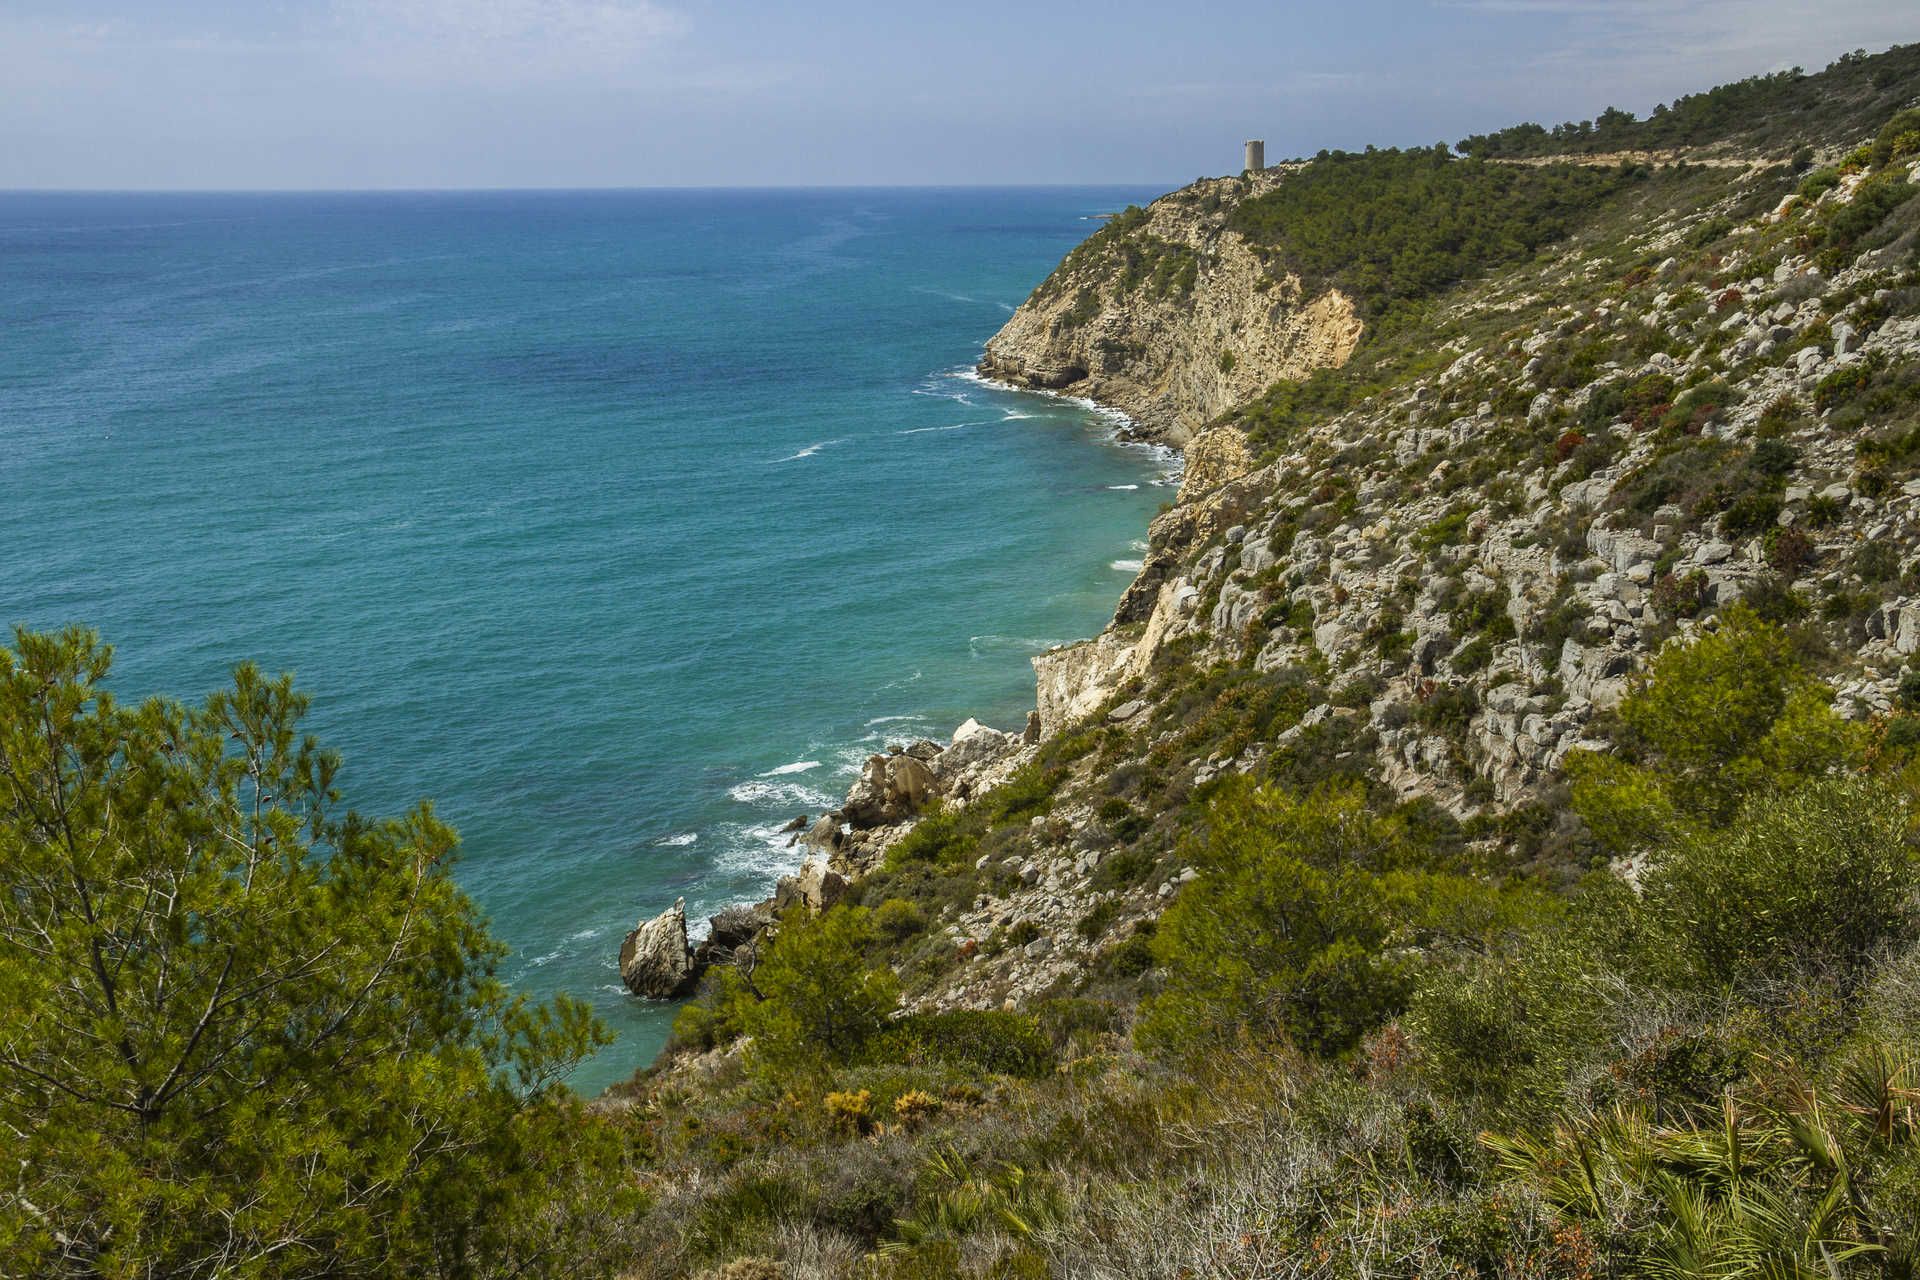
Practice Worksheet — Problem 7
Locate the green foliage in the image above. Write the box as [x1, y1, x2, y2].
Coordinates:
[873, 896, 928, 942]
[1817, 172, 1916, 271]
[1226, 147, 1633, 318]
[1487, 1040, 1920, 1280]
[1409, 878, 1632, 1114]
[1641, 779, 1920, 992]
[740, 907, 900, 1077]
[1058, 287, 1100, 329]
[864, 1011, 1055, 1079]
[1568, 607, 1865, 848]
[1456, 44, 1920, 158]
[1233, 365, 1372, 456]
[0, 628, 631, 1279]
[1137, 782, 1420, 1057]
[883, 803, 975, 870]
[1416, 508, 1475, 551]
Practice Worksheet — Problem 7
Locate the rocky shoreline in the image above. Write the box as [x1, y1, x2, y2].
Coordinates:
[618, 716, 1049, 1000]
[618, 363, 1197, 1008]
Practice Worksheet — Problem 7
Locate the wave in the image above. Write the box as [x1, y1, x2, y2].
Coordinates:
[910, 382, 976, 407]
[1107, 484, 1140, 491]
[653, 831, 699, 847]
[727, 778, 838, 810]
[898, 419, 991, 435]
[969, 634, 1061, 656]
[774, 437, 846, 462]
[1111, 558, 1144, 571]
[912, 286, 1013, 313]
[760, 759, 821, 777]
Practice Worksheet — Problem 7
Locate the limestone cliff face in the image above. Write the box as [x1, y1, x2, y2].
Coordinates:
[979, 175, 1362, 445]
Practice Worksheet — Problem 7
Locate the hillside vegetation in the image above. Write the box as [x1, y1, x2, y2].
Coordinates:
[1458, 43, 1920, 159]
[9, 40, 1920, 1280]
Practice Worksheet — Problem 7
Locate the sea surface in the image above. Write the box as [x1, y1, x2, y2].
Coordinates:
[0, 187, 1170, 1092]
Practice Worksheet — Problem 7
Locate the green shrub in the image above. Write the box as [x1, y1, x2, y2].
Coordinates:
[1818, 174, 1916, 271]
[1225, 147, 1632, 318]
[885, 804, 976, 870]
[865, 1010, 1055, 1078]
[874, 897, 929, 942]
[1642, 779, 1920, 992]
[1568, 606, 1865, 846]
[1137, 782, 1415, 1057]
[1416, 509, 1474, 551]
[741, 907, 900, 1076]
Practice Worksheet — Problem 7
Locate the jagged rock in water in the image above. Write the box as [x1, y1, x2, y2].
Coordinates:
[619, 898, 697, 999]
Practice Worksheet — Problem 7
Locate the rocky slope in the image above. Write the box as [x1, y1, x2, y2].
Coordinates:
[624, 81, 1920, 1039]
[977, 174, 1363, 445]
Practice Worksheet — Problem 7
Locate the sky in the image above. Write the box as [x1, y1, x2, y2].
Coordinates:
[0, 0, 1914, 189]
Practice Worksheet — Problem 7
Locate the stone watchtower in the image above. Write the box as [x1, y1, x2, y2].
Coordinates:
[1244, 139, 1265, 173]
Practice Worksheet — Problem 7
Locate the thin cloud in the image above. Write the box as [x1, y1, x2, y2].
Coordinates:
[327, 0, 686, 82]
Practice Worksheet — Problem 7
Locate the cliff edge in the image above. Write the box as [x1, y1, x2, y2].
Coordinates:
[978, 174, 1362, 446]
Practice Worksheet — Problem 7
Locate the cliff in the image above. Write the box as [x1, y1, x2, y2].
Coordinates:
[607, 45, 1920, 1279]
[977, 175, 1362, 445]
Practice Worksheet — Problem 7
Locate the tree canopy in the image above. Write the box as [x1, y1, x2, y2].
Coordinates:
[0, 627, 635, 1279]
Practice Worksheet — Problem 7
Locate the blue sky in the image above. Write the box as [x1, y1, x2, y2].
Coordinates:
[1, 0, 1913, 188]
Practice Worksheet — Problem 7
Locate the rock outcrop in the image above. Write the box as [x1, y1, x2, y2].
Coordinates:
[619, 899, 697, 999]
[619, 717, 1032, 995]
[978, 175, 1363, 444]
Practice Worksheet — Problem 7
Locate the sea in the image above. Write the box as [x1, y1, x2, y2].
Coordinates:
[0, 186, 1172, 1093]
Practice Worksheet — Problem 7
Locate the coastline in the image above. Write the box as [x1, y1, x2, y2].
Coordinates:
[612, 361, 1187, 1057]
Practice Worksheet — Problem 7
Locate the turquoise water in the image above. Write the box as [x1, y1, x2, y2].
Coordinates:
[0, 187, 1169, 1093]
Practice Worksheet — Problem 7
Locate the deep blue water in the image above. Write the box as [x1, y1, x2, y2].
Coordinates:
[0, 187, 1169, 1092]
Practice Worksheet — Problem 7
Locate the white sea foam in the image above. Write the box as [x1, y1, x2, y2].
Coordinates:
[1111, 558, 1144, 571]
[760, 759, 821, 776]
[774, 437, 846, 462]
[898, 419, 990, 435]
[910, 383, 975, 406]
[969, 634, 1060, 656]
[653, 831, 698, 847]
[865, 713, 924, 725]
[1107, 483, 1140, 491]
[569, 927, 601, 941]
[706, 821, 811, 883]
[727, 778, 837, 809]
[912, 286, 1012, 312]
[1130, 539, 1149, 551]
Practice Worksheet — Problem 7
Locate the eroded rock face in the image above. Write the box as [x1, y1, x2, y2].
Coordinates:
[1177, 427, 1255, 503]
[619, 898, 696, 999]
[774, 857, 848, 913]
[692, 902, 770, 971]
[977, 175, 1362, 444]
[842, 752, 940, 828]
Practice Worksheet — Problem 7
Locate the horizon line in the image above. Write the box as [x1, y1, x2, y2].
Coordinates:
[0, 180, 1194, 197]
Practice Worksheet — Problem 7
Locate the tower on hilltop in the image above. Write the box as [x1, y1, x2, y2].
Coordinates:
[1244, 139, 1265, 173]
